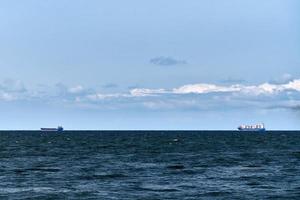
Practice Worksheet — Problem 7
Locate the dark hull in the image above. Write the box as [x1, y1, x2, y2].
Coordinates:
[41, 128, 57, 131]
[238, 128, 266, 132]
[41, 127, 63, 131]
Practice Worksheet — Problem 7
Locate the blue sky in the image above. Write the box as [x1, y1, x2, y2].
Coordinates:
[0, 0, 299, 130]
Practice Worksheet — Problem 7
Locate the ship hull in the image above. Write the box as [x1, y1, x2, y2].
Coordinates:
[238, 128, 266, 132]
[41, 126, 63, 132]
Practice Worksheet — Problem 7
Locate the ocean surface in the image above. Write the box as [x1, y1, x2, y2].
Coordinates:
[0, 131, 300, 199]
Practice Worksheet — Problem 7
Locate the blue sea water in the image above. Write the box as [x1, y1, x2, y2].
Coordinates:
[0, 131, 300, 199]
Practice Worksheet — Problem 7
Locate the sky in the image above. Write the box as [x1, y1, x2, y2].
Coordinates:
[0, 0, 300, 130]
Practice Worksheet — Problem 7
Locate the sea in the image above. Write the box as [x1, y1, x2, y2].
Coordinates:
[0, 131, 300, 199]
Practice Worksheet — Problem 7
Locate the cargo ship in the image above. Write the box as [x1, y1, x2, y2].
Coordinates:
[238, 123, 265, 132]
[41, 126, 64, 132]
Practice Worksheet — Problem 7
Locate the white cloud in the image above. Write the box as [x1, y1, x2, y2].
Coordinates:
[68, 85, 84, 94]
[241, 83, 281, 95]
[171, 80, 300, 96]
[173, 83, 240, 94]
[86, 93, 125, 100]
[130, 88, 167, 97]
[0, 79, 28, 101]
[0, 92, 17, 101]
[283, 79, 300, 91]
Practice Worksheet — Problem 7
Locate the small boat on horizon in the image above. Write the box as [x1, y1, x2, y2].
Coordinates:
[238, 123, 265, 132]
[41, 126, 64, 132]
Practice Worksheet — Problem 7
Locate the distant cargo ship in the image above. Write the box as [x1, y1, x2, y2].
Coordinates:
[41, 126, 64, 132]
[238, 123, 265, 132]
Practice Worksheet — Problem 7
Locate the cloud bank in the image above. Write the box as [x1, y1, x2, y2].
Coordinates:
[1, 79, 300, 112]
[129, 80, 300, 96]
